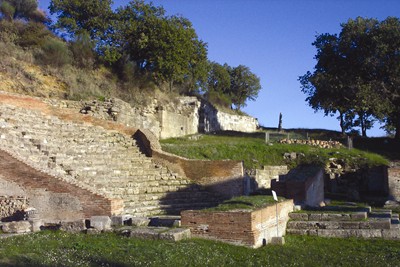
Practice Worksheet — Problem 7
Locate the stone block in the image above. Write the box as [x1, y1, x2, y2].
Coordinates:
[318, 229, 349, 238]
[321, 213, 351, 221]
[129, 227, 166, 240]
[356, 229, 382, 238]
[86, 228, 101, 235]
[1, 221, 31, 234]
[382, 229, 400, 240]
[289, 213, 308, 220]
[159, 228, 191, 241]
[131, 217, 151, 227]
[270, 236, 285, 245]
[339, 221, 360, 229]
[29, 219, 43, 233]
[60, 220, 86, 233]
[350, 212, 367, 220]
[111, 215, 134, 226]
[367, 218, 391, 229]
[318, 221, 340, 229]
[309, 214, 322, 221]
[90, 216, 111, 231]
[286, 229, 308, 235]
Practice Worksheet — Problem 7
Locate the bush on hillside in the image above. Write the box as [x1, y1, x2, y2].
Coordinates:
[69, 31, 95, 69]
[36, 37, 71, 67]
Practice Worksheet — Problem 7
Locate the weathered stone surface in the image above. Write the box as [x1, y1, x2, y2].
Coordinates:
[270, 236, 285, 245]
[350, 212, 368, 220]
[321, 213, 351, 221]
[111, 215, 134, 226]
[308, 214, 322, 221]
[129, 227, 167, 240]
[131, 217, 151, 227]
[382, 229, 400, 240]
[340, 221, 361, 229]
[90, 216, 111, 231]
[1, 221, 31, 233]
[365, 219, 391, 230]
[286, 229, 309, 235]
[159, 228, 191, 241]
[289, 213, 308, 221]
[86, 228, 101, 235]
[60, 220, 86, 233]
[29, 219, 42, 232]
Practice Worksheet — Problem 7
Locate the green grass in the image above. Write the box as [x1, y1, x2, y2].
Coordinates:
[160, 133, 389, 169]
[0, 231, 399, 266]
[203, 195, 284, 212]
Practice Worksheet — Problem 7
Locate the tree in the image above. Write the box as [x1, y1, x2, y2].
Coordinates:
[229, 65, 261, 110]
[49, 0, 113, 39]
[204, 62, 232, 108]
[109, 0, 208, 92]
[300, 17, 400, 138]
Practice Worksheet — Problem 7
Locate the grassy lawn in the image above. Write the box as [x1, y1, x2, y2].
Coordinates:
[160, 132, 389, 169]
[0, 231, 399, 266]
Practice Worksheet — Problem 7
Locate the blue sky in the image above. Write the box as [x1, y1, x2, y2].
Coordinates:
[38, 0, 400, 136]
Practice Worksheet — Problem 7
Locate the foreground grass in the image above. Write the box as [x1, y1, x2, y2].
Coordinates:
[0, 231, 399, 266]
[160, 133, 389, 169]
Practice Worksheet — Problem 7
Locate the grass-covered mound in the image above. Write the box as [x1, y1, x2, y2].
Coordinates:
[160, 132, 389, 169]
[0, 231, 399, 266]
[203, 195, 285, 212]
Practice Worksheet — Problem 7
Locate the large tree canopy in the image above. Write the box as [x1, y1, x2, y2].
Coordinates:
[204, 62, 261, 110]
[300, 16, 400, 138]
[47, 0, 261, 105]
[49, 0, 113, 39]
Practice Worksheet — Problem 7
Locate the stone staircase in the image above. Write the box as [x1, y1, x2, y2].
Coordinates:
[0, 104, 221, 216]
[286, 206, 400, 240]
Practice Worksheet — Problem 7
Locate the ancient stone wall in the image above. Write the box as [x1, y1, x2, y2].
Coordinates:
[0, 196, 27, 221]
[181, 199, 294, 248]
[0, 151, 123, 222]
[158, 97, 200, 139]
[0, 94, 237, 217]
[47, 96, 259, 139]
[388, 162, 400, 201]
[134, 129, 245, 199]
[271, 166, 325, 207]
[287, 210, 400, 240]
[201, 101, 259, 133]
[255, 166, 288, 190]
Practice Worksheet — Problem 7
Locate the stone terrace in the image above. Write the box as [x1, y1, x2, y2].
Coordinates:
[287, 207, 400, 239]
[0, 102, 221, 217]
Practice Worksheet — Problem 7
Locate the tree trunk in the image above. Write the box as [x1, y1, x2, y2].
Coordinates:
[360, 114, 367, 137]
[395, 115, 400, 140]
[339, 112, 346, 135]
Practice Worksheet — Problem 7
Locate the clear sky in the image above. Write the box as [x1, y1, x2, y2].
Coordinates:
[38, 0, 400, 136]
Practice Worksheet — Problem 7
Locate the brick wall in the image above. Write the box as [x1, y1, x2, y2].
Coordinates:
[0, 149, 123, 222]
[152, 150, 244, 198]
[181, 199, 294, 248]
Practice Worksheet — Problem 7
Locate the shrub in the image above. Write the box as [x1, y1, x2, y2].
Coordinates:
[69, 31, 95, 69]
[16, 21, 52, 48]
[0, 20, 19, 43]
[36, 37, 71, 67]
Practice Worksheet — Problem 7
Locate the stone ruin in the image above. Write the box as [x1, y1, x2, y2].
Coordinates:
[0, 92, 246, 236]
[278, 138, 343, 149]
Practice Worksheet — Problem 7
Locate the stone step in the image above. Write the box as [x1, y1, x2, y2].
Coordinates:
[287, 218, 392, 230]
